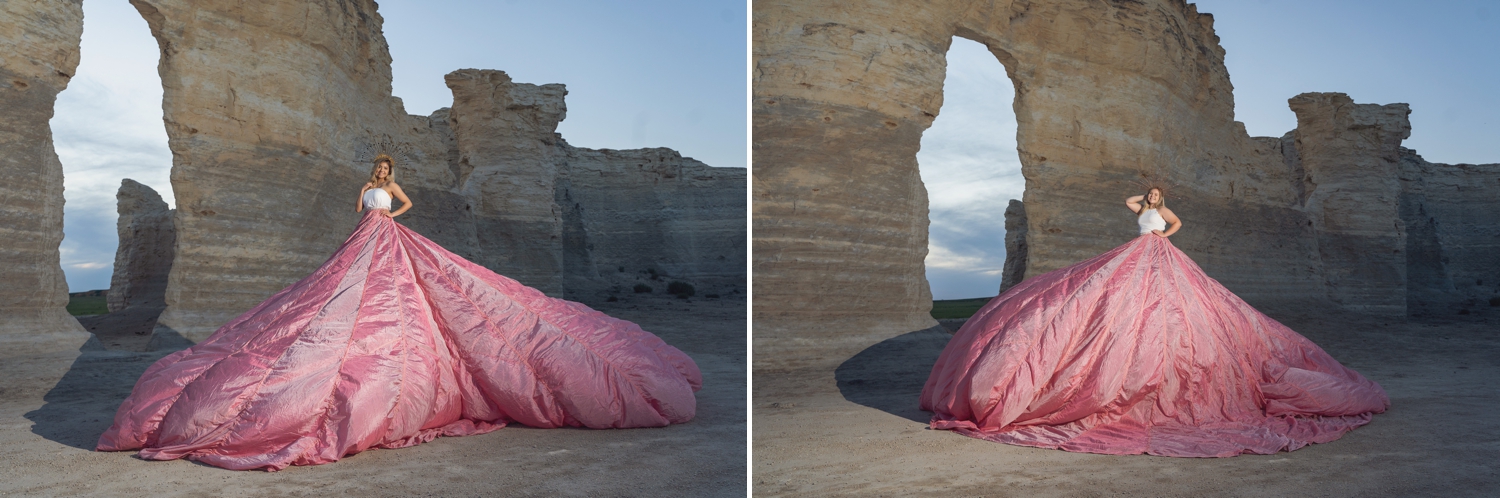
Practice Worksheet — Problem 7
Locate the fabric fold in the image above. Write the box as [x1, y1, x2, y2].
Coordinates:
[98, 209, 700, 471]
[920, 234, 1388, 457]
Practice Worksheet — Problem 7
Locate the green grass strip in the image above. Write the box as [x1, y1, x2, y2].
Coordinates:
[930, 297, 994, 319]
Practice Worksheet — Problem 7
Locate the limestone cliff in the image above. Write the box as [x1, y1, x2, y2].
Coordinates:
[557, 146, 747, 299]
[0, 0, 87, 340]
[1398, 149, 1500, 318]
[108, 179, 174, 312]
[998, 199, 1027, 293]
[752, 0, 1491, 369]
[753, 0, 1312, 368]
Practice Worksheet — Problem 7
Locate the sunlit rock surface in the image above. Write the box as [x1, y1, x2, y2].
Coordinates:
[0, 0, 87, 341]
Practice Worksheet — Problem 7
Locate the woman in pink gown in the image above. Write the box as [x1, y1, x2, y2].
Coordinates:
[920, 186, 1388, 457]
[97, 155, 701, 471]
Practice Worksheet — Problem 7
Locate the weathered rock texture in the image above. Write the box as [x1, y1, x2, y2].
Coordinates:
[132, 0, 460, 341]
[557, 147, 747, 298]
[752, 0, 1494, 369]
[998, 198, 1027, 293]
[108, 179, 174, 312]
[0, 0, 87, 340]
[82, 1, 743, 343]
[0, 1, 742, 346]
[1398, 150, 1500, 318]
[445, 69, 568, 294]
[1286, 93, 1412, 316]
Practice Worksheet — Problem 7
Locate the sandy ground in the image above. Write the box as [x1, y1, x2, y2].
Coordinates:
[753, 310, 1500, 496]
[0, 294, 746, 497]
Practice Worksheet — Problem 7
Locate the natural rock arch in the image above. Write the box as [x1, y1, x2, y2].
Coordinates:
[1, 0, 746, 348]
[752, 0, 1423, 369]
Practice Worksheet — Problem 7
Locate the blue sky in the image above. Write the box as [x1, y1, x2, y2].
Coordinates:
[53, 0, 747, 292]
[921, 0, 1500, 300]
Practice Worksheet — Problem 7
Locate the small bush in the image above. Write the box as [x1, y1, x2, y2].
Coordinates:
[633, 284, 652, 294]
[705, 293, 720, 299]
[606, 296, 619, 302]
[618, 266, 625, 273]
[1490, 297, 1500, 307]
[667, 281, 695, 298]
[1459, 309, 1471, 315]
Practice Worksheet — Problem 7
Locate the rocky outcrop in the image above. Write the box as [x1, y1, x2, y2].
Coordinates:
[116, 1, 742, 343]
[108, 179, 174, 312]
[445, 69, 568, 295]
[134, 0, 461, 341]
[0, 0, 87, 341]
[752, 0, 1491, 369]
[1287, 93, 1411, 316]
[753, 0, 1304, 368]
[1, 1, 742, 346]
[998, 199, 1027, 293]
[557, 146, 747, 299]
[1399, 149, 1500, 318]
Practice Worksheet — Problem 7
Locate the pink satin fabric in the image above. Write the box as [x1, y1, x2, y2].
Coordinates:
[97, 209, 701, 470]
[921, 234, 1388, 457]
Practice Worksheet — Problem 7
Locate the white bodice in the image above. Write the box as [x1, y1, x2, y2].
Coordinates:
[363, 187, 392, 210]
[1138, 208, 1166, 234]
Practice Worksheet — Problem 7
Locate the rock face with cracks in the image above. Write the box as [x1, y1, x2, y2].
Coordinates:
[999, 199, 1027, 293]
[0, 0, 87, 341]
[0, 0, 742, 345]
[108, 179, 174, 313]
[752, 0, 1496, 369]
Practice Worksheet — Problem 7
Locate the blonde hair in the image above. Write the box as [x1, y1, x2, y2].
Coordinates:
[1143, 186, 1167, 210]
[369, 154, 395, 186]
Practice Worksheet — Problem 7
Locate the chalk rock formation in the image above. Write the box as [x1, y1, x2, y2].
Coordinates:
[445, 69, 568, 295]
[136, 0, 466, 341]
[1287, 93, 1411, 315]
[754, 0, 1314, 368]
[751, 0, 1479, 369]
[0, 0, 87, 340]
[1399, 150, 1500, 318]
[0, 1, 742, 345]
[108, 179, 174, 312]
[557, 146, 748, 298]
[998, 199, 1027, 293]
[122, 1, 742, 342]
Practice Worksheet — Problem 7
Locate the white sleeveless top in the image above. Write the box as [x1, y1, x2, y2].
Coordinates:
[363, 188, 392, 210]
[1138, 208, 1166, 234]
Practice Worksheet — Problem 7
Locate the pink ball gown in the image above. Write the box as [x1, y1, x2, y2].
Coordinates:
[96, 187, 701, 470]
[920, 207, 1388, 457]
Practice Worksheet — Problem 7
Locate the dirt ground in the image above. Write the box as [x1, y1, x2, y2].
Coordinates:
[0, 294, 746, 497]
[753, 309, 1500, 496]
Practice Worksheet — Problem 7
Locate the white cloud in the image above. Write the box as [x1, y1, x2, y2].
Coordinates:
[918, 37, 1024, 299]
[51, 1, 173, 292]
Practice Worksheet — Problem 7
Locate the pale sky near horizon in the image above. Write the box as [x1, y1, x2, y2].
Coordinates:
[53, 0, 747, 292]
[921, 0, 1500, 300]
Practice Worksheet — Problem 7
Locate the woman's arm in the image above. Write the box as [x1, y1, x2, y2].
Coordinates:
[1156, 207, 1182, 237]
[386, 183, 413, 218]
[356, 182, 372, 212]
[1125, 194, 1144, 214]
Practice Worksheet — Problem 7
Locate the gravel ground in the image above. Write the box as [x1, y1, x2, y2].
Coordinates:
[753, 310, 1500, 496]
[0, 294, 746, 497]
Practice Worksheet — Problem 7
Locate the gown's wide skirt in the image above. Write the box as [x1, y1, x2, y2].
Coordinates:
[920, 234, 1388, 457]
[97, 210, 701, 470]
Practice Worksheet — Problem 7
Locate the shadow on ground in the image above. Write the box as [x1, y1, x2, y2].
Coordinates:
[23, 330, 188, 450]
[834, 326, 952, 424]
